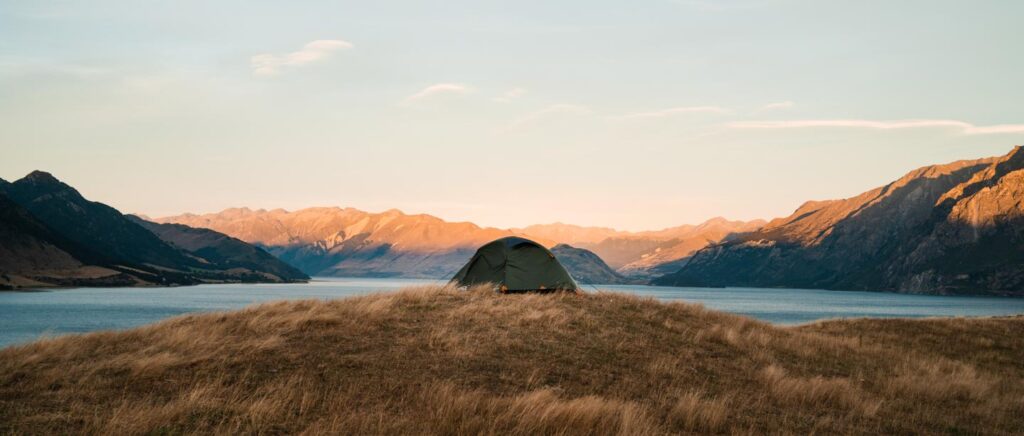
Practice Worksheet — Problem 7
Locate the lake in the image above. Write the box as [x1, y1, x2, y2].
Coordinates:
[2, 277, 1024, 349]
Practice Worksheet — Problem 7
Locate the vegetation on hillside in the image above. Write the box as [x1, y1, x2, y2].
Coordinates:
[2, 286, 1022, 434]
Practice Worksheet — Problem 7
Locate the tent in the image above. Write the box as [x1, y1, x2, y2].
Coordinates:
[451, 237, 579, 293]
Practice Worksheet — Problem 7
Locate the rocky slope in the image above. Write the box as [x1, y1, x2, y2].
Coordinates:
[0, 172, 308, 288]
[655, 147, 1024, 296]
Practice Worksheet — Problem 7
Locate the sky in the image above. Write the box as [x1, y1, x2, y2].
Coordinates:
[2, 0, 1023, 231]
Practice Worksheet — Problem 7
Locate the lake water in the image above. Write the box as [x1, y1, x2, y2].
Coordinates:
[2, 277, 1024, 349]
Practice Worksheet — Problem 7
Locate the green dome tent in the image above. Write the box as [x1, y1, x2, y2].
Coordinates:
[451, 237, 579, 293]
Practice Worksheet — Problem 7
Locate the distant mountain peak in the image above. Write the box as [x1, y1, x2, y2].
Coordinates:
[22, 170, 62, 184]
[11, 171, 83, 202]
[1000, 144, 1024, 164]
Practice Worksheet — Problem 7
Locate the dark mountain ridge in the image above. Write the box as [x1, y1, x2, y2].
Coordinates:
[128, 217, 307, 282]
[0, 171, 308, 289]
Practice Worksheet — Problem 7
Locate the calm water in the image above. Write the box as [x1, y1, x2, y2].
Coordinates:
[2, 277, 1024, 349]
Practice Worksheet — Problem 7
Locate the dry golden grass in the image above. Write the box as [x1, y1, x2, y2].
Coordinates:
[2, 284, 1023, 435]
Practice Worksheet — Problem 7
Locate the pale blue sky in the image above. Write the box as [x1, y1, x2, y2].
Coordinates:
[2, 0, 1022, 230]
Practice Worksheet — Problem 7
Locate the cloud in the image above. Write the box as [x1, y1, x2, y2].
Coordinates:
[727, 119, 1024, 135]
[509, 104, 591, 129]
[759, 101, 795, 111]
[492, 87, 527, 103]
[400, 83, 472, 106]
[614, 106, 729, 120]
[251, 39, 353, 76]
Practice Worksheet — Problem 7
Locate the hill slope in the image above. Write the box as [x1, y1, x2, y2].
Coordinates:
[128, 217, 308, 282]
[2, 286, 1021, 434]
[614, 217, 766, 277]
[656, 147, 1024, 296]
[4, 171, 198, 270]
[0, 190, 127, 289]
[549, 244, 632, 285]
[0, 172, 308, 288]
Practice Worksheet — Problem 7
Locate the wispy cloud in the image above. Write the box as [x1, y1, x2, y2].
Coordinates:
[509, 104, 591, 129]
[727, 119, 1024, 135]
[251, 40, 353, 76]
[400, 83, 472, 106]
[492, 87, 527, 103]
[613, 106, 729, 120]
[759, 101, 795, 111]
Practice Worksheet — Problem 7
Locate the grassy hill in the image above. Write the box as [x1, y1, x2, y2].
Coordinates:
[2, 286, 1022, 434]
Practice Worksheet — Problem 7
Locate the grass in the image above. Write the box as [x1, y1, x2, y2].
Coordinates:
[2, 285, 1023, 434]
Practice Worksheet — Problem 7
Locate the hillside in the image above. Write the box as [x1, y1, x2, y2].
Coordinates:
[549, 244, 632, 285]
[129, 217, 308, 283]
[4, 171, 198, 271]
[1, 286, 1022, 434]
[615, 217, 766, 277]
[0, 190, 129, 289]
[656, 147, 1024, 295]
[0, 172, 309, 288]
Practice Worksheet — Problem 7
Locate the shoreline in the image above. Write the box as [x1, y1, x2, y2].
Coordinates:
[4, 284, 1024, 350]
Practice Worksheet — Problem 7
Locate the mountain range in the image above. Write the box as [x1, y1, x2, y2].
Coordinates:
[0, 172, 307, 289]
[153, 207, 625, 284]
[4, 147, 1023, 295]
[156, 208, 760, 284]
[655, 146, 1024, 296]
[522, 219, 766, 276]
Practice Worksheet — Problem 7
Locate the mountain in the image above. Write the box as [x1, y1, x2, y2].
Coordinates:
[616, 218, 766, 276]
[159, 208, 763, 281]
[0, 171, 308, 288]
[537, 218, 765, 277]
[157, 207, 528, 279]
[655, 147, 1024, 296]
[4, 171, 198, 270]
[128, 217, 308, 282]
[0, 189, 122, 289]
[0, 185, 79, 273]
[157, 208, 638, 282]
[549, 244, 632, 285]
